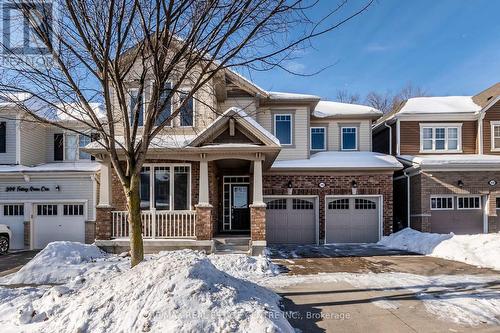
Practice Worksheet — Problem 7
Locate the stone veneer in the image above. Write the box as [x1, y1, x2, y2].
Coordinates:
[407, 171, 500, 233]
[262, 173, 394, 241]
[250, 205, 266, 241]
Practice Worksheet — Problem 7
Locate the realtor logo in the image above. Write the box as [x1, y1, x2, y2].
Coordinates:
[0, 0, 58, 67]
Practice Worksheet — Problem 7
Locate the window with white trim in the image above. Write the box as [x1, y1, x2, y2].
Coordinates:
[139, 165, 191, 211]
[420, 125, 461, 152]
[274, 114, 292, 145]
[63, 204, 84, 215]
[4, 204, 23, 216]
[341, 127, 357, 150]
[328, 199, 349, 210]
[128, 88, 144, 127]
[491, 122, 500, 151]
[496, 197, 500, 210]
[310, 127, 326, 150]
[293, 199, 314, 210]
[355, 198, 376, 210]
[457, 196, 481, 210]
[155, 82, 172, 126]
[266, 199, 287, 210]
[179, 92, 194, 127]
[65, 134, 78, 161]
[430, 196, 454, 210]
[37, 204, 58, 216]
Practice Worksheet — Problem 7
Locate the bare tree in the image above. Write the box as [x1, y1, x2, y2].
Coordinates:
[0, 0, 373, 266]
[365, 83, 428, 113]
[335, 89, 360, 104]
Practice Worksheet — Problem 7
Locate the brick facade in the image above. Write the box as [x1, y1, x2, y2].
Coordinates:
[250, 205, 266, 241]
[262, 173, 394, 241]
[405, 171, 500, 233]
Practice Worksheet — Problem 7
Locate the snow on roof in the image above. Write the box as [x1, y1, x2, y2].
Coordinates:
[85, 135, 195, 150]
[313, 101, 382, 118]
[267, 91, 320, 101]
[399, 96, 482, 114]
[0, 162, 100, 173]
[271, 151, 402, 170]
[398, 154, 500, 168]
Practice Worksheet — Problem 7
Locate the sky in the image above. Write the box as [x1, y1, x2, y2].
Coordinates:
[247, 0, 500, 101]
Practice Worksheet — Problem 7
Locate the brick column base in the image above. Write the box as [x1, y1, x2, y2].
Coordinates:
[95, 207, 114, 240]
[195, 204, 213, 240]
[24, 221, 30, 248]
[250, 204, 266, 241]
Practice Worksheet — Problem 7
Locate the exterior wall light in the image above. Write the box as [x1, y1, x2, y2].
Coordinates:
[287, 180, 293, 195]
[351, 180, 358, 195]
[457, 180, 464, 188]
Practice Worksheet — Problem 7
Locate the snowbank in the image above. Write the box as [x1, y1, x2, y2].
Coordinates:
[0, 248, 292, 332]
[378, 228, 500, 270]
[2, 242, 111, 284]
[209, 253, 281, 280]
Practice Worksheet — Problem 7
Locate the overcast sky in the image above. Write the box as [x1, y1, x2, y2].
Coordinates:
[246, 0, 500, 101]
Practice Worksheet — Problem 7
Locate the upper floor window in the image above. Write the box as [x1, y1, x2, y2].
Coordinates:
[341, 127, 357, 150]
[65, 134, 78, 161]
[179, 92, 194, 127]
[54, 133, 97, 161]
[155, 82, 172, 126]
[274, 114, 292, 145]
[0, 122, 5, 153]
[128, 88, 144, 127]
[310, 127, 326, 150]
[491, 121, 500, 151]
[420, 124, 461, 152]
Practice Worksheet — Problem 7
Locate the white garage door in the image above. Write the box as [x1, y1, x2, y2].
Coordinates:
[265, 197, 316, 244]
[0, 204, 25, 249]
[325, 196, 380, 244]
[34, 203, 86, 249]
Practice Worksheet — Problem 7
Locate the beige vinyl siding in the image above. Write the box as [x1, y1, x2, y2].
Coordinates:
[219, 98, 257, 119]
[0, 111, 18, 164]
[20, 121, 47, 166]
[329, 119, 372, 151]
[257, 107, 309, 160]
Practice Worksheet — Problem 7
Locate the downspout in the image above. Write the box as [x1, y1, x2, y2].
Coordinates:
[384, 122, 392, 155]
[478, 112, 485, 154]
[404, 170, 411, 229]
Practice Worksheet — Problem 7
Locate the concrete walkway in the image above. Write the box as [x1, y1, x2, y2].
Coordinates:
[275, 281, 500, 333]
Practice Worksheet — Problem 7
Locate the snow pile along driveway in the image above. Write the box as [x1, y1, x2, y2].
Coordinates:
[378, 228, 500, 270]
[0, 244, 292, 333]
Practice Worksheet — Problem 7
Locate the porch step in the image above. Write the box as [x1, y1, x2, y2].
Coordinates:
[213, 237, 251, 254]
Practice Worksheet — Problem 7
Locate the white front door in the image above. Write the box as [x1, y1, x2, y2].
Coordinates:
[0, 204, 25, 249]
[33, 203, 85, 249]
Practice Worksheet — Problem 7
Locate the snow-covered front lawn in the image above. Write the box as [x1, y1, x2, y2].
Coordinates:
[378, 228, 500, 270]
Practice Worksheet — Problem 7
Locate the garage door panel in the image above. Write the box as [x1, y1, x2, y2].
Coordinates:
[430, 210, 483, 234]
[1, 208, 25, 249]
[265, 197, 316, 245]
[326, 197, 380, 244]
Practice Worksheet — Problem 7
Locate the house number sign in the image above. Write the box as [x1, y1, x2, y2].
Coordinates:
[5, 186, 51, 192]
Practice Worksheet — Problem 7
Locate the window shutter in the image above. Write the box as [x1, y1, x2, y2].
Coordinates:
[0, 122, 6, 153]
[54, 133, 64, 161]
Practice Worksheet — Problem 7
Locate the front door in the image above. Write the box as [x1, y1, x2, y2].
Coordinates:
[231, 184, 250, 231]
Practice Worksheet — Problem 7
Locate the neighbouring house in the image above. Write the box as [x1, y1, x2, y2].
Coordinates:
[0, 95, 101, 250]
[86, 70, 402, 254]
[373, 82, 500, 235]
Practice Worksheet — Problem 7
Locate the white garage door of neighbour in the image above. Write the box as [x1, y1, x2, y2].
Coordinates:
[0, 204, 25, 249]
[34, 203, 85, 249]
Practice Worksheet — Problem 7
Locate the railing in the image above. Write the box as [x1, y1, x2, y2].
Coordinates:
[111, 210, 197, 239]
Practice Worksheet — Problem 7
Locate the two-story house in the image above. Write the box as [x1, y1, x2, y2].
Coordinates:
[0, 95, 101, 250]
[87, 70, 402, 254]
[373, 82, 500, 235]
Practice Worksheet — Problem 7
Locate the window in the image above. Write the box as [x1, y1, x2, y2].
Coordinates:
[155, 82, 172, 126]
[496, 197, 500, 210]
[310, 127, 326, 150]
[430, 196, 454, 210]
[328, 199, 349, 210]
[457, 196, 481, 210]
[63, 204, 84, 215]
[4, 204, 23, 216]
[139, 165, 191, 211]
[491, 122, 500, 151]
[355, 198, 376, 210]
[420, 124, 461, 152]
[129, 88, 144, 127]
[274, 114, 292, 145]
[341, 127, 357, 150]
[79, 135, 91, 160]
[54, 133, 64, 161]
[65, 134, 78, 161]
[179, 92, 194, 127]
[266, 199, 287, 210]
[37, 204, 58, 216]
[292, 199, 314, 210]
[0, 122, 5, 153]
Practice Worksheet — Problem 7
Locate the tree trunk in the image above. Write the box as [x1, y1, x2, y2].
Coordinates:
[127, 174, 144, 267]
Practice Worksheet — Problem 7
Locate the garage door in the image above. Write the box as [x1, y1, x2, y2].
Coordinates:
[265, 197, 316, 244]
[430, 196, 483, 234]
[33, 203, 85, 249]
[325, 197, 380, 243]
[0, 204, 25, 249]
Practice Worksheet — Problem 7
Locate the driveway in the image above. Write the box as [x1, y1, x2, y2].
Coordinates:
[268, 244, 500, 332]
[0, 251, 38, 277]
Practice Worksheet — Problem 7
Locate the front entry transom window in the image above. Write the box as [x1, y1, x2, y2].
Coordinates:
[140, 165, 191, 211]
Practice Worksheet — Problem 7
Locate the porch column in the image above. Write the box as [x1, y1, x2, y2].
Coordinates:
[199, 159, 210, 205]
[97, 159, 113, 207]
[195, 156, 213, 240]
[252, 159, 264, 205]
[250, 157, 266, 249]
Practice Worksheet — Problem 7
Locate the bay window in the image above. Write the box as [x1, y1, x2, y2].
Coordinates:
[139, 165, 191, 211]
[420, 124, 461, 152]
